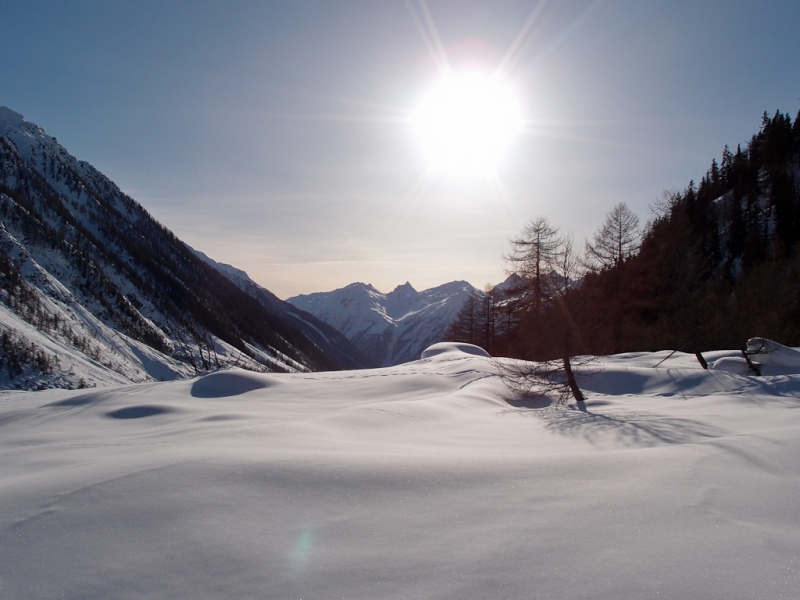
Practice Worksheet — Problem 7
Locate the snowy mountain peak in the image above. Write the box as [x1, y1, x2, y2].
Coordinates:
[341, 281, 381, 295]
[0, 106, 26, 126]
[494, 273, 527, 294]
[287, 280, 479, 366]
[0, 107, 52, 147]
[390, 281, 417, 297]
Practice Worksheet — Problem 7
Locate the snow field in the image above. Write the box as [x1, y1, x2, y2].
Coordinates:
[1, 344, 799, 599]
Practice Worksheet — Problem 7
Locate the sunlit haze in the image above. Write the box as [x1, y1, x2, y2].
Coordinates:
[1, 1, 798, 298]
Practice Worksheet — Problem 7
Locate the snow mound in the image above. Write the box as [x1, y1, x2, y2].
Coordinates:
[747, 338, 800, 373]
[708, 356, 751, 375]
[190, 369, 275, 398]
[421, 342, 491, 359]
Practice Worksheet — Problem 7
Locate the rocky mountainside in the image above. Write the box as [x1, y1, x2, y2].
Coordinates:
[287, 280, 479, 366]
[0, 107, 368, 389]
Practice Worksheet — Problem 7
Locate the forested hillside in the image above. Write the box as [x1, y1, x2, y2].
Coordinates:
[449, 109, 800, 364]
[0, 107, 368, 389]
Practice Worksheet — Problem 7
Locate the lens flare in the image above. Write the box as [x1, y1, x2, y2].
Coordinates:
[290, 528, 314, 577]
[412, 71, 523, 177]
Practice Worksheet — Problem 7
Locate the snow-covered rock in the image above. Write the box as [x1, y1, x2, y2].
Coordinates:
[746, 337, 800, 375]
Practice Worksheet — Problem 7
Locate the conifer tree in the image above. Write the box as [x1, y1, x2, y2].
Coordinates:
[445, 290, 482, 346]
[504, 216, 559, 316]
[499, 226, 590, 404]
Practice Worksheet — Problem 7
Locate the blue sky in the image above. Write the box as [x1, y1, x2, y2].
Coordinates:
[2, 0, 799, 298]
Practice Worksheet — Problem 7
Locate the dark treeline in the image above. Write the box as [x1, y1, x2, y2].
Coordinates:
[450, 108, 800, 364]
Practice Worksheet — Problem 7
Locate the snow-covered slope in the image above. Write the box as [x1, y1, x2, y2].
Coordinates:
[192, 248, 373, 370]
[2, 343, 799, 598]
[0, 107, 367, 388]
[287, 280, 478, 366]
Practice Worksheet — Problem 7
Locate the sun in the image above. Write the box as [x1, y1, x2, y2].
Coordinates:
[411, 70, 523, 178]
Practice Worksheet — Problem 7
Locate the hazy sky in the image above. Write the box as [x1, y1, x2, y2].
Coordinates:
[2, 1, 799, 298]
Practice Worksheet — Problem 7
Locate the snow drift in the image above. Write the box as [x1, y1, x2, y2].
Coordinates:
[1, 342, 799, 598]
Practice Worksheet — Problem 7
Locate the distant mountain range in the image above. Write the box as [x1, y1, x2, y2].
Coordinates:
[288, 280, 480, 366]
[192, 249, 372, 370]
[0, 107, 369, 389]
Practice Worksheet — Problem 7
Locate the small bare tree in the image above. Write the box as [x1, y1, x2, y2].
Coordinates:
[172, 319, 221, 374]
[498, 227, 593, 405]
[585, 202, 641, 271]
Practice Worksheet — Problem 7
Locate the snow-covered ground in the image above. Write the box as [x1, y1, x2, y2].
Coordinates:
[1, 343, 799, 599]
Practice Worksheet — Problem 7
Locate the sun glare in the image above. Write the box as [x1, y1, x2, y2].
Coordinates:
[412, 71, 523, 178]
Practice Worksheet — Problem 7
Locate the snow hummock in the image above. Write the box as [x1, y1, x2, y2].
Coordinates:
[707, 337, 800, 376]
[1, 343, 799, 598]
[748, 337, 800, 372]
[421, 341, 491, 358]
[190, 369, 275, 398]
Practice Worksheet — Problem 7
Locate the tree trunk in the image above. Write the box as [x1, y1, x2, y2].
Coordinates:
[562, 351, 585, 403]
[694, 351, 708, 370]
[740, 342, 761, 376]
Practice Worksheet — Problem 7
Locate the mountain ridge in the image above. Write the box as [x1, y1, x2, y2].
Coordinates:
[287, 279, 479, 366]
[0, 107, 368, 389]
[192, 248, 374, 369]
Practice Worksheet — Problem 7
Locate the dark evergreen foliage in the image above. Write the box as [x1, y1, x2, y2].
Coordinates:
[494, 108, 800, 364]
